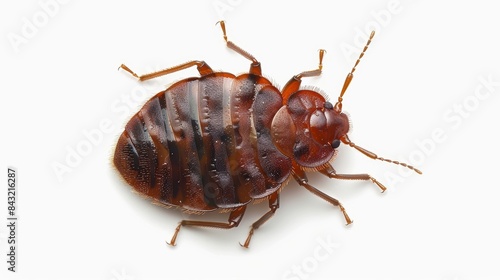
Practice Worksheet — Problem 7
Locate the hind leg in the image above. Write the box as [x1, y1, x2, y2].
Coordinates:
[119, 60, 213, 81]
[167, 206, 246, 246]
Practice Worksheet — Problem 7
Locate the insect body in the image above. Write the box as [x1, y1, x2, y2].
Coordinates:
[113, 21, 421, 248]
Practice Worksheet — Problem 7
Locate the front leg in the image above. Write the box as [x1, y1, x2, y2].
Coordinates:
[293, 167, 352, 225]
[319, 163, 387, 192]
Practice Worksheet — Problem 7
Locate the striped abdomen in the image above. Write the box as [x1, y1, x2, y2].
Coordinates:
[113, 72, 292, 212]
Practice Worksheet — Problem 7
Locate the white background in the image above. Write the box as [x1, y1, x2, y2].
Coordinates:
[1, 0, 500, 279]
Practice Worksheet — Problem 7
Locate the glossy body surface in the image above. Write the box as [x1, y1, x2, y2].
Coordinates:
[113, 21, 421, 247]
[114, 73, 291, 212]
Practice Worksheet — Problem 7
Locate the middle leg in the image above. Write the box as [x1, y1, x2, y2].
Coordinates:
[241, 192, 280, 248]
[217, 20, 262, 75]
[293, 167, 352, 225]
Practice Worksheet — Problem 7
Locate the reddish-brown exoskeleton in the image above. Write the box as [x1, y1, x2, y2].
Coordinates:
[113, 21, 421, 248]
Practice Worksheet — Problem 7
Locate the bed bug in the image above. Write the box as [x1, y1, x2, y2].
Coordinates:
[113, 21, 421, 248]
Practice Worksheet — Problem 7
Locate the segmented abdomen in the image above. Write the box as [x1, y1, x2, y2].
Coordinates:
[113, 72, 292, 212]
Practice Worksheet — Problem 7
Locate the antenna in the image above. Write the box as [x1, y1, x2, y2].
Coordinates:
[341, 135, 422, 175]
[335, 31, 375, 112]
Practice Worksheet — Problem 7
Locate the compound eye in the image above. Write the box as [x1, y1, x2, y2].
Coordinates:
[331, 139, 341, 149]
[324, 101, 333, 110]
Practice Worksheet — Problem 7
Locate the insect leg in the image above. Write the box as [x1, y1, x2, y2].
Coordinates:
[293, 168, 353, 225]
[216, 20, 261, 75]
[119, 60, 213, 81]
[240, 193, 279, 248]
[282, 49, 325, 103]
[319, 163, 387, 193]
[166, 206, 246, 246]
